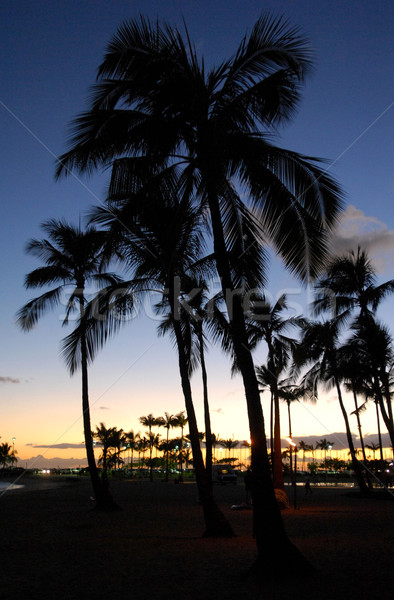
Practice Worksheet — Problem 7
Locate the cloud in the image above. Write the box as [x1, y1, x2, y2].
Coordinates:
[29, 443, 85, 450]
[331, 205, 394, 272]
[212, 408, 224, 414]
[0, 376, 21, 384]
[98, 406, 109, 410]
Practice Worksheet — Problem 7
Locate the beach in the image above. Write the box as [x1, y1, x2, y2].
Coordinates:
[1, 475, 393, 600]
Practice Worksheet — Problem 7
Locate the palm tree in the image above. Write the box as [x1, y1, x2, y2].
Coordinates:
[315, 438, 334, 462]
[139, 414, 161, 481]
[157, 412, 179, 481]
[56, 14, 343, 572]
[94, 422, 117, 485]
[86, 188, 234, 537]
[314, 247, 394, 452]
[109, 428, 126, 469]
[298, 441, 312, 471]
[17, 220, 120, 509]
[174, 411, 188, 480]
[0, 443, 17, 469]
[221, 438, 238, 460]
[366, 442, 380, 461]
[125, 430, 140, 473]
[298, 319, 370, 495]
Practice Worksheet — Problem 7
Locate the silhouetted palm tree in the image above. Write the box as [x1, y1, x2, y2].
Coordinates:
[56, 14, 343, 572]
[298, 319, 370, 495]
[94, 422, 117, 485]
[314, 247, 394, 452]
[0, 443, 17, 469]
[157, 413, 179, 481]
[298, 441, 313, 471]
[139, 414, 161, 481]
[124, 430, 140, 473]
[17, 220, 120, 509]
[174, 411, 188, 479]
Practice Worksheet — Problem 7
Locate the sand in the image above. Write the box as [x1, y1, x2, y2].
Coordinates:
[1, 475, 393, 600]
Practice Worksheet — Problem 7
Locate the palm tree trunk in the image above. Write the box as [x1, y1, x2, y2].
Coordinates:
[207, 188, 310, 573]
[198, 326, 213, 485]
[80, 324, 115, 509]
[169, 281, 234, 537]
[270, 391, 274, 465]
[352, 388, 367, 462]
[271, 378, 285, 490]
[375, 400, 384, 461]
[334, 378, 370, 495]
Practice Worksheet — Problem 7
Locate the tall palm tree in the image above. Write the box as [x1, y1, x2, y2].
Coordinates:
[157, 412, 179, 481]
[174, 411, 188, 480]
[139, 414, 161, 481]
[17, 220, 121, 509]
[298, 319, 370, 495]
[314, 247, 394, 452]
[125, 430, 140, 473]
[366, 442, 380, 461]
[84, 186, 234, 537]
[94, 422, 117, 485]
[298, 441, 313, 471]
[0, 443, 17, 469]
[315, 438, 334, 462]
[56, 14, 343, 572]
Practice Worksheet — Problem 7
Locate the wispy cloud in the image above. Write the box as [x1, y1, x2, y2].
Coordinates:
[0, 376, 21, 384]
[28, 443, 85, 450]
[331, 205, 394, 271]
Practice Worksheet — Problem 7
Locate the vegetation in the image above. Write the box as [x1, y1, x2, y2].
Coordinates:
[14, 10, 393, 583]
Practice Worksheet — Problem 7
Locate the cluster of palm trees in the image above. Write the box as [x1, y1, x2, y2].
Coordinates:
[0, 442, 17, 469]
[18, 12, 391, 575]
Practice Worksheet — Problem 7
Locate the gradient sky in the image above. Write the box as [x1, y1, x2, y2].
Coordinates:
[1, 0, 393, 468]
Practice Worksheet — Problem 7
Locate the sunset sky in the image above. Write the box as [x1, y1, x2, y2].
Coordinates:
[1, 0, 393, 468]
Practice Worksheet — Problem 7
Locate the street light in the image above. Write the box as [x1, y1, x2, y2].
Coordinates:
[286, 437, 297, 509]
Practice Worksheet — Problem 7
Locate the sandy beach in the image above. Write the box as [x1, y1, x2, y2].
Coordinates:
[1, 475, 393, 600]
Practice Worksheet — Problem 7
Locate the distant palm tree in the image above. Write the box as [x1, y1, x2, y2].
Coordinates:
[0, 443, 17, 469]
[315, 438, 334, 462]
[157, 412, 179, 481]
[174, 411, 188, 479]
[94, 422, 117, 484]
[139, 414, 161, 481]
[17, 220, 120, 509]
[124, 430, 140, 473]
[220, 438, 239, 460]
[314, 247, 394, 453]
[298, 441, 313, 471]
[298, 319, 370, 495]
[366, 442, 380, 460]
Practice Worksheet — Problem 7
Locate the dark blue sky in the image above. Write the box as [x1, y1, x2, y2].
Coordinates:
[1, 0, 393, 464]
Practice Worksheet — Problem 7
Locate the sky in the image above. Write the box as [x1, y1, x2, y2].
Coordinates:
[1, 0, 393, 468]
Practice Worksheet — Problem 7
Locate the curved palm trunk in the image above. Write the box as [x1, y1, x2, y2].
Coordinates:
[198, 325, 213, 485]
[334, 377, 370, 495]
[80, 322, 115, 509]
[207, 189, 310, 573]
[169, 283, 234, 537]
[352, 387, 367, 462]
[352, 387, 372, 490]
